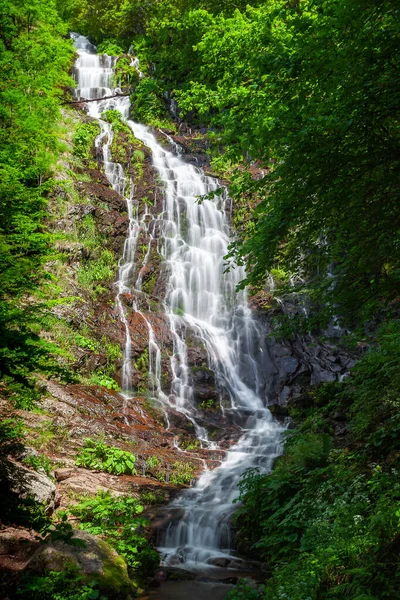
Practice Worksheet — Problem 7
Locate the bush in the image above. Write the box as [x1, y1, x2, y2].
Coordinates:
[130, 79, 173, 129]
[73, 123, 100, 159]
[70, 491, 160, 579]
[169, 462, 196, 486]
[75, 439, 137, 475]
[17, 562, 106, 600]
[88, 372, 120, 391]
[0, 417, 25, 447]
[77, 250, 116, 288]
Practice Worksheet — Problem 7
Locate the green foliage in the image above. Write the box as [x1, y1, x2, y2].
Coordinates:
[140, 489, 167, 505]
[146, 455, 161, 470]
[77, 249, 116, 288]
[114, 56, 140, 89]
[74, 334, 98, 352]
[0, 0, 74, 404]
[0, 417, 25, 446]
[349, 321, 400, 452]
[92, 0, 399, 329]
[199, 399, 215, 410]
[73, 123, 100, 160]
[130, 78, 172, 129]
[1, 495, 52, 532]
[88, 372, 120, 391]
[226, 579, 261, 600]
[97, 39, 124, 56]
[169, 461, 195, 486]
[101, 109, 129, 132]
[18, 562, 106, 600]
[134, 348, 149, 373]
[23, 453, 54, 479]
[75, 438, 137, 475]
[233, 322, 400, 599]
[70, 491, 160, 577]
[174, 0, 399, 328]
[180, 438, 200, 451]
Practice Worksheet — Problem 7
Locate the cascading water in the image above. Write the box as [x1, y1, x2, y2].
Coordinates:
[72, 33, 285, 572]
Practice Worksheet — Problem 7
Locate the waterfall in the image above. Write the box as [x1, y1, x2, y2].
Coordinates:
[72, 33, 285, 572]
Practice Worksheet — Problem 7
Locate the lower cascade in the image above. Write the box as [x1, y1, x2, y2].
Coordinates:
[72, 33, 285, 571]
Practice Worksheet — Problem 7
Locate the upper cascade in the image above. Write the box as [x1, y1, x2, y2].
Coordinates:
[71, 33, 285, 571]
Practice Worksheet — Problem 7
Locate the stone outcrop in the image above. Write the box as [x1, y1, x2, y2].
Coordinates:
[0, 456, 56, 512]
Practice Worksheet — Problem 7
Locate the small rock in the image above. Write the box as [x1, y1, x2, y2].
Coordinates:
[54, 468, 77, 482]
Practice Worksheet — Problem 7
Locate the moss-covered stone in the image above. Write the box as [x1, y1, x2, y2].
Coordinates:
[24, 529, 136, 599]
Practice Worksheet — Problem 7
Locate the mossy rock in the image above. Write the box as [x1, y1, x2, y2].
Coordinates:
[24, 529, 136, 599]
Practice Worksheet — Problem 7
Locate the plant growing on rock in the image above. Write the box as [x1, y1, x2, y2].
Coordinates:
[0, 417, 25, 450]
[75, 439, 137, 475]
[73, 122, 100, 160]
[18, 562, 107, 600]
[89, 372, 120, 391]
[23, 453, 54, 479]
[169, 462, 196, 486]
[134, 348, 149, 373]
[70, 491, 160, 579]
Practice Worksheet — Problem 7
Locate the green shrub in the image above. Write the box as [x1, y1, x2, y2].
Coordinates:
[97, 39, 124, 56]
[226, 579, 261, 600]
[70, 491, 160, 578]
[75, 439, 136, 475]
[18, 562, 106, 600]
[114, 56, 140, 89]
[101, 109, 130, 133]
[0, 417, 25, 446]
[169, 462, 196, 486]
[74, 334, 99, 352]
[130, 79, 175, 130]
[73, 123, 100, 160]
[146, 455, 160, 470]
[77, 250, 116, 288]
[89, 372, 120, 391]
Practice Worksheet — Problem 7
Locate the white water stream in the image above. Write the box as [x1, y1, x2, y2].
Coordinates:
[72, 33, 285, 572]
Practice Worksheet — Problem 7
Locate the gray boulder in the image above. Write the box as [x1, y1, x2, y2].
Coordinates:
[0, 456, 56, 511]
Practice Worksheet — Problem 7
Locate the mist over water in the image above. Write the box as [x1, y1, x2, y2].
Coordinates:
[72, 32, 285, 571]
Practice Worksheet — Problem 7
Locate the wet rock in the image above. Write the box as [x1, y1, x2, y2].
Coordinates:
[165, 566, 196, 581]
[191, 365, 217, 403]
[149, 508, 185, 531]
[268, 403, 289, 418]
[207, 557, 231, 568]
[278, 356, 299, 374]
[25, 529, 136, 599]
[0, 457, 56, 512]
